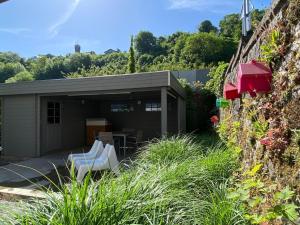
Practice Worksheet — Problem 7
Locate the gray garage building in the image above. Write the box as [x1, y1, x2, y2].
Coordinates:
[0, 71, 186, 158]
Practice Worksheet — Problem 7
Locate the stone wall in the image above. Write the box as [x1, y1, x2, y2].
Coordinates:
[220, 0, 300, 219]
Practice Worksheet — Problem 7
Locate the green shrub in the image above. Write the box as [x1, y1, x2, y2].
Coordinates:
[205, 62, 229, 96]
[260, 29, 283, 64]
[138, 135, 203, 165]
[5, 71, 34, 83]
[228, 164, 299, 224]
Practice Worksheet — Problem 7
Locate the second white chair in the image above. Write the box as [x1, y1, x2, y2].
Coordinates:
[75, 144, 120, 182]
[67, 140, 104, 164]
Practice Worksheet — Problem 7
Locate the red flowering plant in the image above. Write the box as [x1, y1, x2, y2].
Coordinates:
[260, 124, 291, 154]
[258, 93, 281, 120]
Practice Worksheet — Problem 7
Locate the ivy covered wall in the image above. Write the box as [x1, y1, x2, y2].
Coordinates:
[220, 0, 300, 223]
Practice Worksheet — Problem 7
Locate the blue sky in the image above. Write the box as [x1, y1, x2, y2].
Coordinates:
[0, 0, 271, 58]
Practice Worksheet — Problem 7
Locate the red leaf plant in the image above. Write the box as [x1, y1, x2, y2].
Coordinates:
[260, 126, 290, 152]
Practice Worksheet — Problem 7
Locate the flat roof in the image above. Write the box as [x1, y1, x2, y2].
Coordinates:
[0, 71, 185, 98]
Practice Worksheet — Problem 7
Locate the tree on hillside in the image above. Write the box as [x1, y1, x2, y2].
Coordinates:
[0, 62, 26, 83]
[219, 14, 241, 41]
[219, 9, 265, 41]
[134, 31, 157, 56]
[137, 54, 154, 72]
[29, 56, 66, 80]
[5, 71, 34, 83]
[128, 36, 136, 73]
[181, 33, 236, 66]
[198, 20, 218, 33]
[0, 52, 22, 64]
[65, 53, 92, 72]
[173, 33, 191, 62]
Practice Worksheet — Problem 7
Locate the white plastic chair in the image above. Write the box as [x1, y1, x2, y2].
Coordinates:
[67, 140, 104, 164]
[75, 144, 120, 182]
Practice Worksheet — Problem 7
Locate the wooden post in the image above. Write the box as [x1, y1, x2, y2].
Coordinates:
[177, 97, 181, 134]
[161, 87, 168, 137]
[177, 97, 186, 134]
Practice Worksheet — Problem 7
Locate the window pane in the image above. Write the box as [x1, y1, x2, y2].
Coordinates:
[145, 102, 161, 112]
[111, 103, 129, 112]
[48, 102, 60, 124]
[48, 102, 54, 109]
[48, 117, 54, 124]
[48, 108, 54, 117]
[55, 107, 60, 117]
[55, 117, 60, 124]
[55, 103, 60, 109]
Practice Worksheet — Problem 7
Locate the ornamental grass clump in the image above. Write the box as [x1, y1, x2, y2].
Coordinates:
[7, 135, 243, 225]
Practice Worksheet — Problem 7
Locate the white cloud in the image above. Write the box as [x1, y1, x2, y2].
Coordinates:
[0, 28, 30, 35]
[48, 0, 81, 38]
[168, 0, 238, 12]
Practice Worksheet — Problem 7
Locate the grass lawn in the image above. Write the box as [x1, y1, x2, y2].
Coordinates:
[4, 134, 245, 225]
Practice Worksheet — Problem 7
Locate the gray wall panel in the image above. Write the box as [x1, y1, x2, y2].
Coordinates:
[167, 96, 178, 135]
[2, 95, 37, 157]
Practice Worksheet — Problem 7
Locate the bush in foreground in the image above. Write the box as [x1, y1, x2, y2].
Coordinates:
[7, 135, 244, 225]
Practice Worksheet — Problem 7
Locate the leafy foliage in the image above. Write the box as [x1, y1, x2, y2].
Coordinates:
[65, 53, 129, 78]
[260, 29, 283, 64]
[0, 52, 22, 64]
[137, 54, 154, 71]
[181, 33, 235, 66]
[219, 14, 242, 41]
[219, 10, 265, 42]
[134, 31, 159, 56]
[198, 20, 218, 33]
[5, 71, 34, 83]
[228, 165, 299, 224]
[205, 62, 229, 96]
[179, 79, 216, 132]
[0, 62, 26, 83]
[127, 36, 136, 73]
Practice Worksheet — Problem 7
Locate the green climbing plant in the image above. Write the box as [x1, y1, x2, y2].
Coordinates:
[260, 29, 283, 64]
[252, 119, 269, 140]
[228, 164, 299, 224]
[217, 114, 241, 153]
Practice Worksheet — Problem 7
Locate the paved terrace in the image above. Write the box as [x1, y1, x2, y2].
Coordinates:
[0, 148, 133, 187]
[0, 152, 68, 187]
